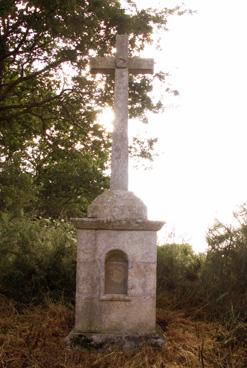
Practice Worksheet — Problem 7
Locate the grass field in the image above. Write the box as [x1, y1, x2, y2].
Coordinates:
[0, 296, 246, 368]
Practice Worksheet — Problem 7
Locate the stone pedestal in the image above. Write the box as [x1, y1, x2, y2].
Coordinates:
[66, 190, 164, 351]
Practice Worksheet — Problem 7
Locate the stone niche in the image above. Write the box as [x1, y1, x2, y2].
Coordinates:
[66, 190, 164, 351]
[105, 249, 128, 295]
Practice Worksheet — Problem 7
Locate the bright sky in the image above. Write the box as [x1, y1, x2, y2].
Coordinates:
[100, 0, 247, 252]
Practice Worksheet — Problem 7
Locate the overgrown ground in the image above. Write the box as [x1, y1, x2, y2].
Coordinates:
[0, 296, 246, 368]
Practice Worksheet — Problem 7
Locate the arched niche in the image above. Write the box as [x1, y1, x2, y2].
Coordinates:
[105, 250, 128, 295]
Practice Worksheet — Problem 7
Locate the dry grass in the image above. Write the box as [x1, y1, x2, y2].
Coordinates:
[0, 296, 246, 368]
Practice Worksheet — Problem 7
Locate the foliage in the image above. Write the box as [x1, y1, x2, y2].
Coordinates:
[201, 205, 247, 321]
[157, 243, 203, 307]
[157, 205, 247, 327]
[0, 214, 76, 303]
[0, 0, 181, 218]
[0, 204, 247, 337]
[0, 157, 38, 217]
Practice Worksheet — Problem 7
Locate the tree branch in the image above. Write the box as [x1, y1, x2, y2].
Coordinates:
[0, 59, 62, 99]
[0, 27, 30, 62]
[0, 88, 72, 112]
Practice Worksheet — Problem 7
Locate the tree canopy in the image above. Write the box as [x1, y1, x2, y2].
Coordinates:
[0, 0, 180, 217]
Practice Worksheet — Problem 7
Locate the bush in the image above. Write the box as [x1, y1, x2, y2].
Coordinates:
[157, 225, 247, 323]
[200, 210, 247, 321]
[0, 214, 76, 303]
[157, 243, 203, 308]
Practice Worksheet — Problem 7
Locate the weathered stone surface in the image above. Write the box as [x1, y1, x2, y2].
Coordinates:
[75, 296, 156, 334]
[76, 261, 98, 298]
[87, 190, 148, 220]
[74, 298, 95, 331]
[76, 230, 96, 261]
[74, 295, 156, 333]
[111, 35, 129, 190]
[66, 326, 165, 351]
[100, 294, 131, 301]
[72, 217, 164, 231]
[105, 250, 128, 294]
[90, 35, 154, 191]
[90, 56, 154, 75]
[95, 230, 157, 263]
[73, 228, 160, 336]
[128, 262, 157, 297]
[98, 296, 156, 333]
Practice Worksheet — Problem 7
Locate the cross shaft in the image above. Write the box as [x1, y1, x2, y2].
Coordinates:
[90, 35, 154, 191]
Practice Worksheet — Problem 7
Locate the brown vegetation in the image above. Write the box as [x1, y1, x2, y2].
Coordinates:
[0, 296, 246, 368]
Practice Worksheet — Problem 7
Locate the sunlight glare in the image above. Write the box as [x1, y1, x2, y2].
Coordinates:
[97, 107, 115, 133]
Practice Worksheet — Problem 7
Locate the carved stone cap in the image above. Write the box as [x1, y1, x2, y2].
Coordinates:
[70, 218, 165, 231]
[87, 190, 148, 220]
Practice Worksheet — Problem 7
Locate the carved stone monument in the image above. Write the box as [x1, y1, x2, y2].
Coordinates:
[66, 35, 164, 350]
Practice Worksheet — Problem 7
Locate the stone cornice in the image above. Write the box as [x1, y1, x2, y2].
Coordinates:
[71, 218, 165, 231]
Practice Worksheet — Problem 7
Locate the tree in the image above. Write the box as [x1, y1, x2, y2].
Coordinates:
[0, 0, 180, 217]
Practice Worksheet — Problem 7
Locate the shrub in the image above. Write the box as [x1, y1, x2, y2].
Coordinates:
[0, 214, 76, 303]
[201, 210, 247, 321]
[157, 243, 203, 308]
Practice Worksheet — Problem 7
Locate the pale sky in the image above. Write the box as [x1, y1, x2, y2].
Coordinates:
[101, 0, 247, 252]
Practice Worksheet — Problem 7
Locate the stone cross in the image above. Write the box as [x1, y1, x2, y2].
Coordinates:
[90, 34, 154, 191]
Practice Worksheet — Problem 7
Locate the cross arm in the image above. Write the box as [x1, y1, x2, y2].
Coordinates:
[90, 57, 115, 74]
[90, 57, 154, 75]
[129, 57, 154, 74]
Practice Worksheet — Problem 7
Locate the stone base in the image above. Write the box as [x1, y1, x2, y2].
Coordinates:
[65, 326, 165, 352]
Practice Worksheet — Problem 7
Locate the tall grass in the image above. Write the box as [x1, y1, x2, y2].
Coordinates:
[0, 296, 246, 368]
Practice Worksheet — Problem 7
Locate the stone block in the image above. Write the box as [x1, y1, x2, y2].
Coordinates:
[128, 262, 157, 297]
[76, 261, 99, 298]
[77, 230, 96, 262]
[95, 230, 157, 263]
[68, 204, 165, 350]
[66, 326, 165, 351]
[98, 296, 156, 334]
